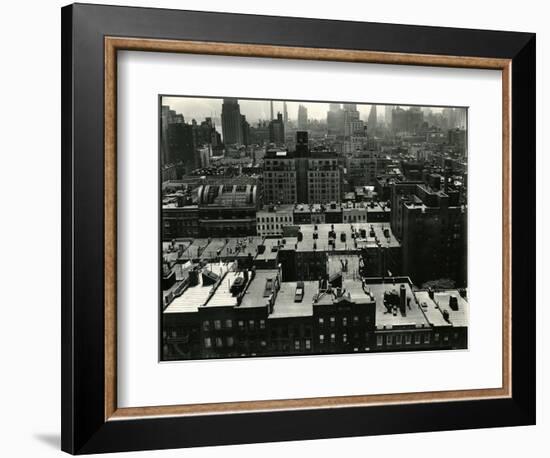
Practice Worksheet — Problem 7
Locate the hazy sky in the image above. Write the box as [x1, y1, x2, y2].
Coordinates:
[162, 96, 448, 125]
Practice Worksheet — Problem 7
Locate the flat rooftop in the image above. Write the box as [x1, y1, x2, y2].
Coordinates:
[269, 280, 316, 319]
[164, 263, 231, 314]
[366, 281, 430, 330]
[255, 238, 280, 262]
[239, 269, 280, 309]
[205, 270, 244, 308]
[433, 290, 469, 327]
[200, 238, 229, 261]
[219, 236, 263, 260]
[295, 222, 400, 252]
[180, 238, 211, 261]
[314, 278, 375, 307]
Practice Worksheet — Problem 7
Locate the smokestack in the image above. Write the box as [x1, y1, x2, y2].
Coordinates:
[399, 284, 406, 315]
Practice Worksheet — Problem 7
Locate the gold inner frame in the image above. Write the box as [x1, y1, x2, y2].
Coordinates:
[104, 37, 512, 421]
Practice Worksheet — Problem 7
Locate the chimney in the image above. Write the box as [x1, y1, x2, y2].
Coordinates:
[399, 284, 406, 315]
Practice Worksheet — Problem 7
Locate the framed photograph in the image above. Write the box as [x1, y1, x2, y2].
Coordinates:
[61, 3, 536, 454]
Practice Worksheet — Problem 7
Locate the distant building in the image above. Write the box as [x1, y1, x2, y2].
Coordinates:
[196, 184, 259, 237]
[166, 122, 198, 174]
[367, 105, 378, 130]
[392, 106, 424, 134]
[221, 98, 244, 145]
[269, 112, 285, 145]
[297, 104, 308, 130]
[262, 132, 343, 205]
[256, 205, 294, 237]
[263, 149, 297, 204]
[327, 104, 345, 136]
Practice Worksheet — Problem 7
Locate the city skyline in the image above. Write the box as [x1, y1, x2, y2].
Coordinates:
[162, 96, 454, 128]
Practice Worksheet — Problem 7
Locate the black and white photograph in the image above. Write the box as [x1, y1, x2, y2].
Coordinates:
[160, 96, 469, 361]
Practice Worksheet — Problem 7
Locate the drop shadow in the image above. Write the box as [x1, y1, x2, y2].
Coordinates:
[34, 433, 60, 450]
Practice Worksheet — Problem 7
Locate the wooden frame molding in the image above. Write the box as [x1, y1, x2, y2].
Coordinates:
[104, 36, 512, 421]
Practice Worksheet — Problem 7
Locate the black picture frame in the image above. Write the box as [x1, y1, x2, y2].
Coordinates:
[61, 3, 536, 454]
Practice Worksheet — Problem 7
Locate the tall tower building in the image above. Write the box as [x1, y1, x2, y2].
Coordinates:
[283, 102, 288, 125]
[297, 105, 308, 130]
[367, 105, 378, 130]
[221, 98, 244, 145]
[385, 105, 394, 127]
[270, 100, 274, 120]
[269, 112, 285, 145]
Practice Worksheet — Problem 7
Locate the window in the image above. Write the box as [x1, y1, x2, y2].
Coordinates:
[353, 315, 359, 325]
[260, 319, 266, 329]
[294, 340, 300, 350]
[225, 319, 233, 329]
[318, 317, 324, 326]
[249, 320, 255, 329]
[214, 320, 221, 330]
[396, 334, 402, 345]
[203, 321, 210, 331]
[365, 315, 371, 324]
[319, 334, 325, 344]
[238, 320, 244, 330]
[342, 317, 348, 327]
[386, 334, 393, 345]
[377, 335, 383, 346]
[424, 333, 430, 344]
[414, 333, 421, 344]
[330, 316, 335, 327]
[227, 336, 234, 347]
[260, 340, 267, 347]
[215, 337, 223, 347]
[405, 334, 412, 345]
[342, 333, 348, 344]
[434, 332, 440, 342]
[204, 337, 212, 348]
[330, 333, 336, 343]
[305, 339, 311, 350]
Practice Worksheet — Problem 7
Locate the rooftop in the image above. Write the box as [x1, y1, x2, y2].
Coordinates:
[180, 238, 211, 261]
[205, 270, 244, 308]
[269, 280, 317, 319]
[366, 280, 430, 330]
[219, 236, 263, 259]
[200, 238, 228, 261]
[239, 269, 280, 309]
[255, 238, 280, 262]
[295, 223, 400, 252]
[164, 263, 231, 314]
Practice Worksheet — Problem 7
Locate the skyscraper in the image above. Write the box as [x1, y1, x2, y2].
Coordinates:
[297, 105, 308, 130]
[269, 112, 285, 145]
[221, 98, 244, 145]
[367, 105, 378, 130]
[327, 104, 344, 136]
[283, 102, 288, 125]
[385, 105, 394, 127]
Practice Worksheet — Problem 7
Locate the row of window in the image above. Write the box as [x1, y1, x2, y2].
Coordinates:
[257, 215, 292, 223]
[375, 331, 458, 347]
[204, 336, 268, 349]
[318, 316, 371, 327]
[318, 332, 368, 344]
[203, 319, 266, 331]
